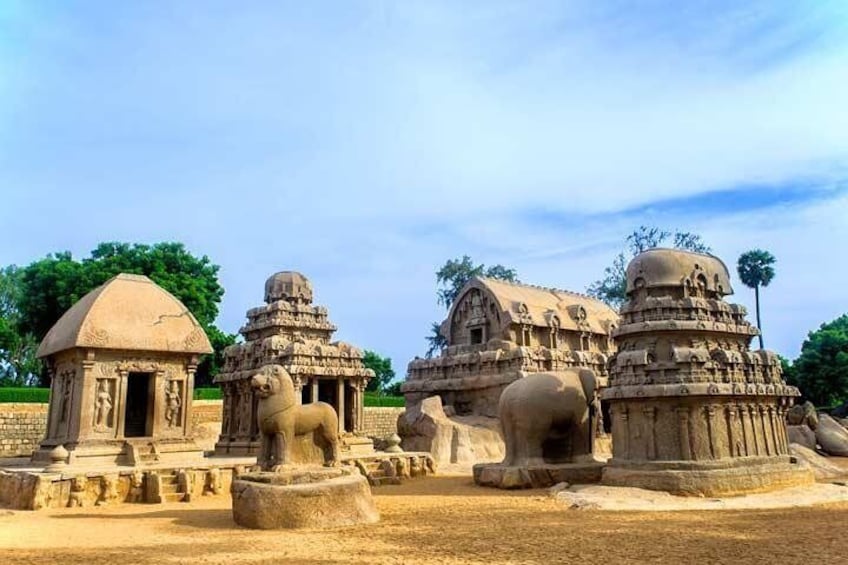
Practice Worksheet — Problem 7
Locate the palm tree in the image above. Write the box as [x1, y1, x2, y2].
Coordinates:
[736, 249, 776, 349]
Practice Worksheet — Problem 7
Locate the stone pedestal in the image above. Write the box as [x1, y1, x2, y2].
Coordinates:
[602, 457, 813, 497]
[473, 461, 605, 489]
[231, 466, 379, 529]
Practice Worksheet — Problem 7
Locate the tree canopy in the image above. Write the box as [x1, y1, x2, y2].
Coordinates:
[361, 350, 396, 393]
[426, 256, 519, 357]
[788, 314, 848, 407]
[737, 249, 776, 349]
[0, 266, 40, 386]
[3, 242, 234, 386]
[587, 226, 711, 309]
[435, 255, 519, 309]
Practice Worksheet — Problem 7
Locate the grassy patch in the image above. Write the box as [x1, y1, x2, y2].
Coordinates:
[0, 387, 50, 403]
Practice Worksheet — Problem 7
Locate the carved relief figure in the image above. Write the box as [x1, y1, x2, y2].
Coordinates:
[67, 475, 87, 507]
[127, 471, 144, 503]
[60, 374, 72, 422]
[94, 379, 113, 431]
[165, 380, 182, 428]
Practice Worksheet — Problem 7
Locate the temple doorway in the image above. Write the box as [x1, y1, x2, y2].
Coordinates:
[124, 372, 152, 437]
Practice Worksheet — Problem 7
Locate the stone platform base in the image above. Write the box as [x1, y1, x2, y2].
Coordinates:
[231, 466, 379, 529]
[0, 455, 256, 510]
[473, 461, 605, 489]
[601, 459, 815, 497]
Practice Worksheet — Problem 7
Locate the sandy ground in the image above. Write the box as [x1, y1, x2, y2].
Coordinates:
[2, 474, 848, 565]
[0, 476, 848, 565]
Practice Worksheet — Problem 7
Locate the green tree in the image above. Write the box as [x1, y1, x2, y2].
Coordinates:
[587, 226, 711, 309]
[736, 249, 776, 350]
[426, 256, 519, 357]
[791, 315, 848, 407]
[362, 350, 396, 393]
[12, 242, 234, 386]
[0, 266, 40, 386]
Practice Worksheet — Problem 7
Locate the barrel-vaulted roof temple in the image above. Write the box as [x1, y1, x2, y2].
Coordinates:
[34, 273, 213, 466]
[404, 276, 619, 418]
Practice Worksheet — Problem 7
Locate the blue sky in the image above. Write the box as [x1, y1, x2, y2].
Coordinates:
[1, 2, 847, 377]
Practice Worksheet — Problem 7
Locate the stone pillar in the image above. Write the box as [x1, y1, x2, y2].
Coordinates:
[311, 378, 319, 404]
[184, 358, 198, 435]
[705, 405, 717, 459]
[45, 366, 58, 440]
[748, 405, 760, 456]
[677, 407, 691, 460]
[643, 406, 656, 460]
[152, 368, 166, 437]
[116, 369, 129, 438]
[337, 377, 345, 433]
[221, 384, 232, 441]
[74, 353, 97, 441]
[739, 402, 750, 456]
[726, 405, 738, 457]
[350, 383, 359, 433]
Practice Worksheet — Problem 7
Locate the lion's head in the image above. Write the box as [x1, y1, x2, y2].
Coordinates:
[250, 364, 295, 402]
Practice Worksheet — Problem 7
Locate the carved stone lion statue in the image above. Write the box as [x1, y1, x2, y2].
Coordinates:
[251, 364, 339, 470]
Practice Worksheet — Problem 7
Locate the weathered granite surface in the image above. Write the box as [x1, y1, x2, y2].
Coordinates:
[231, 467, 379, 529]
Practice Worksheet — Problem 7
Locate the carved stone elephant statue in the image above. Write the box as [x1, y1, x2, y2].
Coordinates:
[499, 369, 598, 466]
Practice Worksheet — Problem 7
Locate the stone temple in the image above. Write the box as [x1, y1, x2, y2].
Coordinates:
[404, 276, 618, 417]
[33, 273, 213, 466]
[213, 271, 375, 457]
[601, 248, 813, 495]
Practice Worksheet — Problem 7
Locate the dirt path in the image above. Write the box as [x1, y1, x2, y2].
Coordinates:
[2, 475, 847, 564]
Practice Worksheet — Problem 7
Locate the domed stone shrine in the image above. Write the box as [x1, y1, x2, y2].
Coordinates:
[601, 249, 813, 495]
[213, 271, 375, 457]
[33, 273, 213, 466]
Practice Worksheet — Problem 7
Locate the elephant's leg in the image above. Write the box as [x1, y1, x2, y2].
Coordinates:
[501, 409, 517, 466]
[572, 412, 593, 461]
[520, 422, 548, 466]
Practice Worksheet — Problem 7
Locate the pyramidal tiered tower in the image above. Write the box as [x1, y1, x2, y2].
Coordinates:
[213, 272, 373, 457]
[601, 249, 812, 495]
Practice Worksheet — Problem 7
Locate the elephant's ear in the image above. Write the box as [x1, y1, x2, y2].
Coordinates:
[577, 369, 597, 405]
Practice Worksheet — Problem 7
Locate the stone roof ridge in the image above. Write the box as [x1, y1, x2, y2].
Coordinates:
[474, 275, 606, 304]
[111, 272, 152, 282]
[641, 246, 722, 260]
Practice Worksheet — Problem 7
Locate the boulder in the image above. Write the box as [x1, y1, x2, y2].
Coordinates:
[789, 443, 846, 480]
[787, 401, 818, 428]
[397, 396, 504, 467]
[787, 425, 817, 451]
[815, 414, 848, 457]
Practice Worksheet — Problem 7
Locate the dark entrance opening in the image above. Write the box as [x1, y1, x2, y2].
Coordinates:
[470, 327, 483, 345]
[124, 372, 152, 437]
[344, 382, 353, 432]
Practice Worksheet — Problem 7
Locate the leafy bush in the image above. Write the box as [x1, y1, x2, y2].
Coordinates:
[364, 393, 405, 407]
[193, 387, 222, 400]
[0, 387, 50, 403]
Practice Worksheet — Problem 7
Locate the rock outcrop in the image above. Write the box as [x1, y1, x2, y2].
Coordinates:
[815, 414, 848, 457]
[397, 396, 503, 467]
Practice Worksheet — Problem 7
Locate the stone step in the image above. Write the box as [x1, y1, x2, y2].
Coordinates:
[369, 476, 402, 487]
[161, 492, 185, 503]
[160, 483, 179, 494]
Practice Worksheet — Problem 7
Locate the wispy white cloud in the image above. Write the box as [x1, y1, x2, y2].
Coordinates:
[0, 2, 846, 372]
